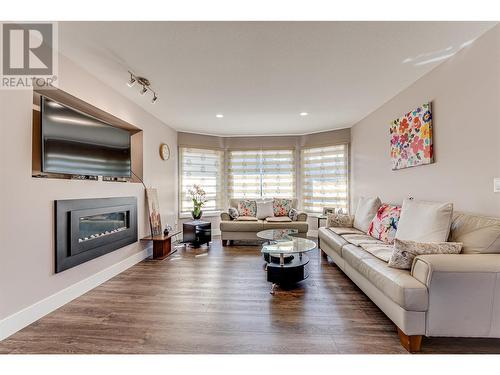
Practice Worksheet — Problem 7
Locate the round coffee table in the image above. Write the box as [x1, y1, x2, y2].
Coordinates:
[257, 229, 299, 264]
[260, 237, 316, 294]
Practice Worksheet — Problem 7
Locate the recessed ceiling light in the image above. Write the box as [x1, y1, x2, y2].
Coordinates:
[300, 112, 309, 116]
[216, 114, 224, 118]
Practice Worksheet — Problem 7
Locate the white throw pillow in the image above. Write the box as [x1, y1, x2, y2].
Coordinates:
[395, 199, 453, 242]
[353, 196, 382, 233]
[256, 201, 274, 219]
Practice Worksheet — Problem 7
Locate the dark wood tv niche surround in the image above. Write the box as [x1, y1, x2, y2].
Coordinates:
[32, 88, 144, 182]
[55, 197, 138, 273]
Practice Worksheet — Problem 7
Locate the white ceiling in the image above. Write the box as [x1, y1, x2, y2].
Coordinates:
[58, 21, 496, 136]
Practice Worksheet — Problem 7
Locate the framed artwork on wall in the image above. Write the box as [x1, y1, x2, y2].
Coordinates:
[390, 102, 433, 170]
[146, 188, 162, 236]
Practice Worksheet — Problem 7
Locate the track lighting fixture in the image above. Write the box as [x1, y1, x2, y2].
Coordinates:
[126, 71, 159, 104]
[127, 72, 136, 87]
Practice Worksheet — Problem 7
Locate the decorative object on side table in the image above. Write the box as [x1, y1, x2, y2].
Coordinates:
[146, 188, 162, 236]
[182, 220, 211, 247]
[187, 184, 207, 220]
[163, 224, 172, 236]
[390, 102, 433, 170]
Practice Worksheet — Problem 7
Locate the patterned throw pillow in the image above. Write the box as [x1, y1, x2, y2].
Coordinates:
[367, 204, 401, 244]
[288, 208, 299, 221]
[388, 238, 462, 270]
[327, 214, 354, 228]
[237, 200, 257, 217]
[228, 207, 239, 220]
[273, 198, 292, 217]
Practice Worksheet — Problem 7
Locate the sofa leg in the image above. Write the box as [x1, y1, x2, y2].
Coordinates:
[222, 240, 228, 247]
[397, 328, 422, 353]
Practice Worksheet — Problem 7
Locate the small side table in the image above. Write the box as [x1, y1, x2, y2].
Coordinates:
[141, 230, 181, 260]
[317, 215, 328, 229]
[183, 220, 211, 247]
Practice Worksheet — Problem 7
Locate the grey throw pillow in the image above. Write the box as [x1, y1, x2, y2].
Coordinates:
[327, 213, 354, 228]
[288, 208, 299, 221]
[388, 238, 462, 270]
[228, 207, 239, 220]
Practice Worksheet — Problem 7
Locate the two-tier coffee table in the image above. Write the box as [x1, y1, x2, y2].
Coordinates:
[257, 230, 316, 295]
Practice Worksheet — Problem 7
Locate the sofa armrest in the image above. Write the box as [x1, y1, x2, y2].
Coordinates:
[296, 211, 308, 222]
[411, 254, 500, 287]
[220, 212, 231, 221]
[411, 254, 500, 337]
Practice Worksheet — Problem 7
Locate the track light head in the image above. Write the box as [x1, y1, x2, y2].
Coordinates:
[127, 74, 136, 87]
[151, 94, 158, 104]
[140, 85, 147, 95]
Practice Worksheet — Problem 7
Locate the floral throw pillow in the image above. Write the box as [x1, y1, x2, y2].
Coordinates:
[367, 204, 401, 244]
[228, 207, 239, 220]
[237, 200, 257, 217]
[273, 198, 292, 217]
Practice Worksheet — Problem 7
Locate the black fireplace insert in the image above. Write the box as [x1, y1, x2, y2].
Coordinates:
[55, 197, 138, 273]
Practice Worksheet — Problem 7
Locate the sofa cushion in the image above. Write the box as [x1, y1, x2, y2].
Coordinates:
[256, 201, 274, 219]
[237, 200, 257, 217]
[236, 216, 259, 221]
[318, 228, 348, 256]
[288, 208, 299, 221]
[353, 196, 382, 232]
[263, 220, 308, 233]
[342, 244, 428, 311]
[341, 234, 384, 247]
[328, 227, 364, 236]
[266, 216, 292, 222]
[359, 243, 394, 263]
[396, 198, 453, 242]
[273, 198, 293, 217]
[220, 220, 264, 232]
[367, 204, 401, 244]
[450, 213, 500, 254]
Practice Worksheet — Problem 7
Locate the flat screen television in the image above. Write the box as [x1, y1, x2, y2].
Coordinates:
[41, 96, 131, 177]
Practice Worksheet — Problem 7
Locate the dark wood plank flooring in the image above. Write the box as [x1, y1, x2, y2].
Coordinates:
[1, 239, 499, 354]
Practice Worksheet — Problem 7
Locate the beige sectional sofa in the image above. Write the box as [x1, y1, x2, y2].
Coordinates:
[318, 211, 500, 352]
[220, 199, 308, 245]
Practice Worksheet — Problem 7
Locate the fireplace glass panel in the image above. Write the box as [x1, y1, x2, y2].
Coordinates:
[78, 211, 129, 242]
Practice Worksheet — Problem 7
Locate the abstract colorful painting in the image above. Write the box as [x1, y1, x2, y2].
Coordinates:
[390, 102, 433, 170]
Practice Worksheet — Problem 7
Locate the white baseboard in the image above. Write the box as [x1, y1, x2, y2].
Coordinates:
[0, 247, 151, 341]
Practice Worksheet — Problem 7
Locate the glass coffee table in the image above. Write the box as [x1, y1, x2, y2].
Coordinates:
[259, 235, 317, 295]
[257, 229, 299, 264]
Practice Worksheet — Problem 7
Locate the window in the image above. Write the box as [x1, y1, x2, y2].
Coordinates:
[301, 144, 349, 214]
[179, 147, 224, 215]
[227, 149, 295, 199]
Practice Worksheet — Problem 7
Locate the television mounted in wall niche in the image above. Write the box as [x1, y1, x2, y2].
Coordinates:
[40, 96, 132, 178]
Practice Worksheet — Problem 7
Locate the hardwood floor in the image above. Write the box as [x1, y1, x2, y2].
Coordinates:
[1, 239, 499, 354]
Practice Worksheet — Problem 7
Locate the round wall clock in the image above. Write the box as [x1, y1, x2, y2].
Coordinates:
[159, 143, 170, 161]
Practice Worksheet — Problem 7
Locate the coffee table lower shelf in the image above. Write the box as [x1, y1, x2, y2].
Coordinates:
[266, 254, 310, 293]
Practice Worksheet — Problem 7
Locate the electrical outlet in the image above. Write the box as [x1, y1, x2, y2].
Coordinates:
[494, 178, 500, 193]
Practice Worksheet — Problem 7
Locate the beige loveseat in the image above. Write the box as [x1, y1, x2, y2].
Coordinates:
[220, 199, 308, 245]
[318, 212, 500, 353]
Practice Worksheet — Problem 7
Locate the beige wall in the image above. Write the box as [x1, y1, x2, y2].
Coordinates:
[351, 24, 500, 216]
[0, 54, 178, 320]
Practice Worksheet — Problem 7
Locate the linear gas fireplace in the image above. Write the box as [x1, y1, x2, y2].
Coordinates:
[55, 197, 138, 273]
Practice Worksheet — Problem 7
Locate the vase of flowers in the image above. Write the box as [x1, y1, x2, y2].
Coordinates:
[188, 184, 207, 220]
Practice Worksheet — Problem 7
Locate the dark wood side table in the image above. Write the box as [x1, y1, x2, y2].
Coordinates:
[141, 230, 181, 260]
[182, 220, 211, 247]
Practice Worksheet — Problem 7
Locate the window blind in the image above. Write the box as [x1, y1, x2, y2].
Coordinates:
[300, 144, 349, 214]
[227, 149, 295, 199]
[179, 147, 224, 214]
